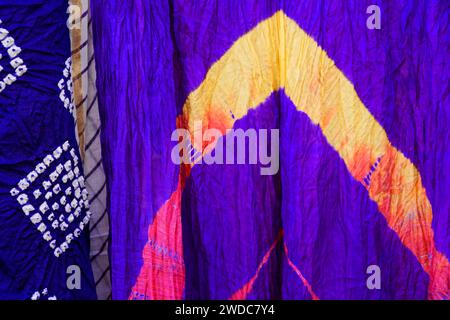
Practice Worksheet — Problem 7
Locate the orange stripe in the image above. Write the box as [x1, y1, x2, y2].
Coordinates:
[229, 230, 284, 300]
[284, 243, 319, 300]
[367, 146, 449, 299]
[129, 177, 185, 300]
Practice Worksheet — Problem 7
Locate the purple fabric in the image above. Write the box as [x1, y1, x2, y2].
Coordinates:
[92, 0, 449, 299]
[91, 1, 179, 299]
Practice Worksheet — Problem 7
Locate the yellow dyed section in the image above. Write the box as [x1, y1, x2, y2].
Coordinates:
[180, 10, 449, 299]
[182, 11, 388, 178]
[181, 11, 283, 141]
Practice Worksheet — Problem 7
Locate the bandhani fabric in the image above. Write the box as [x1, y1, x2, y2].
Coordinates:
[91, 0, 449, 300]
[0, 0, 96, 299]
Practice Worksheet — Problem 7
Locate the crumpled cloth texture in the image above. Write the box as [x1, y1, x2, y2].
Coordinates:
[91, 0, 449, 300]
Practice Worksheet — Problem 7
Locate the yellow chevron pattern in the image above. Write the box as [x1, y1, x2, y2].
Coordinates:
[177, 10, 449, 299]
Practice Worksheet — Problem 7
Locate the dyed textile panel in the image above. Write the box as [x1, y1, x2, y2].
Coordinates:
[91, 0, 449, 299]
[69, 0, 111, 300]
[0, 0, 96, 299]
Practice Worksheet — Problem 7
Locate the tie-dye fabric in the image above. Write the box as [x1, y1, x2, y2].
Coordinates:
[0, 0, 96, 299]
[91, 0, 449, 300]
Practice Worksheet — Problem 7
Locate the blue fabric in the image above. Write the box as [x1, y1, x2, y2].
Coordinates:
[0, 0, 96, 300]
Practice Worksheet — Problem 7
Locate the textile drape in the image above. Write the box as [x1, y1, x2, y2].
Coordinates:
[91, 0, 449, 300]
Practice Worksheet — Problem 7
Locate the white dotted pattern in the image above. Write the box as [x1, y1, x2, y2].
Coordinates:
[0, 19, 27, 94]
[58, 57, 75, 114]
[10, 141, 91, 258]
